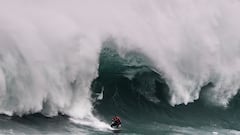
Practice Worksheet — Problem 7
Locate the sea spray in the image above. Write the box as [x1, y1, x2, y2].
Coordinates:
[0, 1, 239, 127]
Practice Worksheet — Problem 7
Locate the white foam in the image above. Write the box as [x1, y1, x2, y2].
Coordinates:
[70, 114, 111, 131]
[0, 0, 239, 127]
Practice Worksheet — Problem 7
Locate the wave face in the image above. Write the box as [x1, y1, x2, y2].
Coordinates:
[0, 0, 240, 130]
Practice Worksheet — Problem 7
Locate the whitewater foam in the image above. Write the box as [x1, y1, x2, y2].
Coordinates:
[69, 114, 111, 131]
[0, 0, 240, 128]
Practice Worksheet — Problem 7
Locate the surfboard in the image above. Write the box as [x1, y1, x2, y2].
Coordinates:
[111, 128, 121, 133]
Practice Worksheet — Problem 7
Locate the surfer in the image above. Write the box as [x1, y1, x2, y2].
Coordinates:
[111, 115, 121, 128]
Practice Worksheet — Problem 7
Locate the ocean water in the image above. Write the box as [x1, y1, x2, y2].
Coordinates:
[1, 0, 240, 135]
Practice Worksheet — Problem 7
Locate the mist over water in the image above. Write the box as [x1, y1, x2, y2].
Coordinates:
[0, 0, 240, 133]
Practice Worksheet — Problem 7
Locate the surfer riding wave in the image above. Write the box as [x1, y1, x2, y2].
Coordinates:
[111, 116, 121, 128]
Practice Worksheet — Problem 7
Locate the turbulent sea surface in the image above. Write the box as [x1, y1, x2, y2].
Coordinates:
[1, 0, 240, 135]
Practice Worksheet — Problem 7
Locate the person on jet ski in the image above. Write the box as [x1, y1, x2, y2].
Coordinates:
[111, 115, 121, 128]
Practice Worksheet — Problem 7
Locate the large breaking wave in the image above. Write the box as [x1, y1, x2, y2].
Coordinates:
[0, 0, 240, 129]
